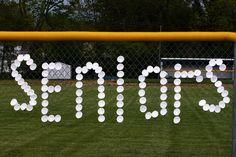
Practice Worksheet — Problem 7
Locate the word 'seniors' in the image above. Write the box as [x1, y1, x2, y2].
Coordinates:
[10, 55, 230, 124]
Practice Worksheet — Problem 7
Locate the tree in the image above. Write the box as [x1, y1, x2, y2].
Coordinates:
[95, 0, 193, 31]
[0, 1, 33, 30]
[205, 0, 236, 31]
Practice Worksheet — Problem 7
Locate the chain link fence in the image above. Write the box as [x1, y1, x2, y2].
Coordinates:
[0, 41, 233, 78]
[0, 41, 234, 156]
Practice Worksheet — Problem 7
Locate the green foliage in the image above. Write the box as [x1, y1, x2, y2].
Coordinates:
[0, 1, 33, 30]
[1, 0, 236, 31]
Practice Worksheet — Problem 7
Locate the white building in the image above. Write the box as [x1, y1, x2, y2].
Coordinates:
[48, 62, 71, 79]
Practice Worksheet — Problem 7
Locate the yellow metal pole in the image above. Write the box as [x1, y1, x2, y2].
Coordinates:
[0, 32, 235, 41]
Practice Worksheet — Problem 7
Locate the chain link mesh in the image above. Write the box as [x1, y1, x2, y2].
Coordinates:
[0, 41, 234, 156]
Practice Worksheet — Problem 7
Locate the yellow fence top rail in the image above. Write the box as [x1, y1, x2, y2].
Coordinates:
[0, 32, 236, 42]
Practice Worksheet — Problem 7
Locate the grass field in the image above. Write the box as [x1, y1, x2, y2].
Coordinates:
[0, 80, 233, 157]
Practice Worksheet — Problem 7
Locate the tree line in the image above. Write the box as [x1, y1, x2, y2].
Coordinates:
[1, 0, 236, 31]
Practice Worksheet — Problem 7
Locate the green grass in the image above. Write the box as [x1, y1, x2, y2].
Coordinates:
[0, 80, 233, 157]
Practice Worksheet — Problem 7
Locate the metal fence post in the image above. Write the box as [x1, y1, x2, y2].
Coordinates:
[233, 43, 236, 157]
